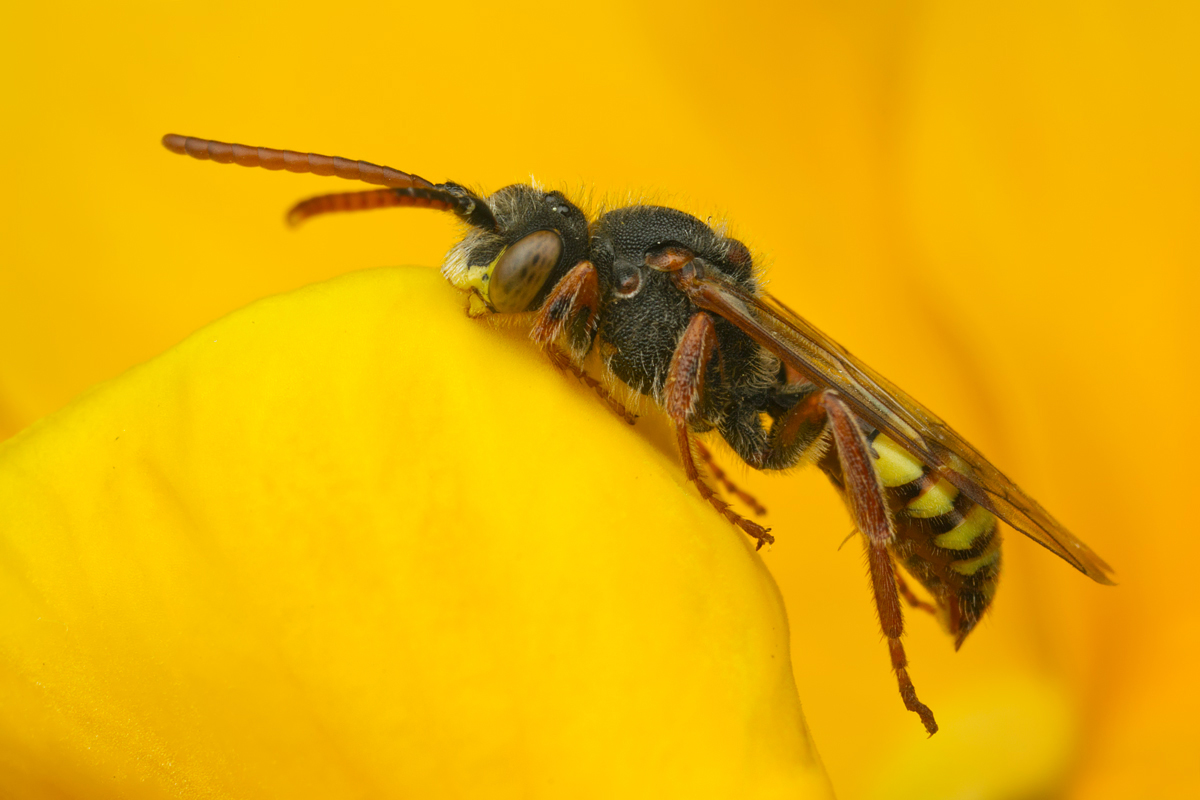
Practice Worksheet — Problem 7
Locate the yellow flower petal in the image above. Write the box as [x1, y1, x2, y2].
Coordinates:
[0, 267, 832, 799]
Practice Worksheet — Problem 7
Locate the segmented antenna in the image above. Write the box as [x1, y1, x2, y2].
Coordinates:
[161, 134, 498, 230]
[162, 134, 435, 189]
[287, 189, 458, 226]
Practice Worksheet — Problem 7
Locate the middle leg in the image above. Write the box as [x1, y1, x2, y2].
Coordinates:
[694, 439, 767, 516]
[665, 313, 773, 549]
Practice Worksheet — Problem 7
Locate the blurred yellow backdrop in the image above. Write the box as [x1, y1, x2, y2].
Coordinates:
[1, 1, 1196, 798]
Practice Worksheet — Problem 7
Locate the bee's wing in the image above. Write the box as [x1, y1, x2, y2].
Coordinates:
[685, 271, 1115, 584]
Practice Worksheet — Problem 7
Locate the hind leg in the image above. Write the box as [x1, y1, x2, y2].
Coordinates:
[824, 391, 938, 735]
[895, 570, 939, 617]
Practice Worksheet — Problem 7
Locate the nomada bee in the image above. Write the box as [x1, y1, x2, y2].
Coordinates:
[162, 134, 1115, 735]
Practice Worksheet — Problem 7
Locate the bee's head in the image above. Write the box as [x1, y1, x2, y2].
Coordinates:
[442, 184, 590, 314]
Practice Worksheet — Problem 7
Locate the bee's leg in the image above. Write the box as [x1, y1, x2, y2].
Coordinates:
[722, 383, 828, 473]
[530, 262, 636, 425]
[895, 570, 939, 616]
[544, 346, 637, 425]
[666, 313, 774, 549]
[530, 261, 600, 353]
[824, 391, 938, 735]
[694, 439, 767, 516]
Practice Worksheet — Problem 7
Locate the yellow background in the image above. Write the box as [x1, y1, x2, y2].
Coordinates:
[2, 1, 1197, 797]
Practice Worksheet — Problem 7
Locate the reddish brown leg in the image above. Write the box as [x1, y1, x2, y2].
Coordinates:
[694, 439, 767, 516]
[895, 570, 938, 617]
[545, 346, 637, 425]
[530, 261, 600, 350]
[825, 391, 938, 736]
[666, 314, 774, 549]
[530, 262, 636, 425]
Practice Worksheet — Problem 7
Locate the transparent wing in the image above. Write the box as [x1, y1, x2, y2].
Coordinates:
[683, 271, 1115, 584]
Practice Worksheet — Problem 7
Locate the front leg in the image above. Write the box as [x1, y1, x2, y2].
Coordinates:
[530, 262, 636, 425]
[664, 313, 774, 549]
[530, 261, 601, 356]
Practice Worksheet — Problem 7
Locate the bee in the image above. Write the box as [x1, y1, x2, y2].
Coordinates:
[162, 134, 1115, 735]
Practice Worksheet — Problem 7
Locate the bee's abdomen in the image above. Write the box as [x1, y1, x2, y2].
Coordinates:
[871, 434, 1002, 647]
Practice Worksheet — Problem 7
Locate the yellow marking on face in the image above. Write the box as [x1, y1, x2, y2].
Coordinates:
[935, 504, 996, 550]
[907, 476, 959, 518]
[873, 434, 924, 488]
[465, 291, 491, 318]
[446, 248, 507, 308]
[951, 539, 1002, 576]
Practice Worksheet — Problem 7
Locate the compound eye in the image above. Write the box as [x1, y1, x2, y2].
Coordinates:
[489, 229, 564, 313]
